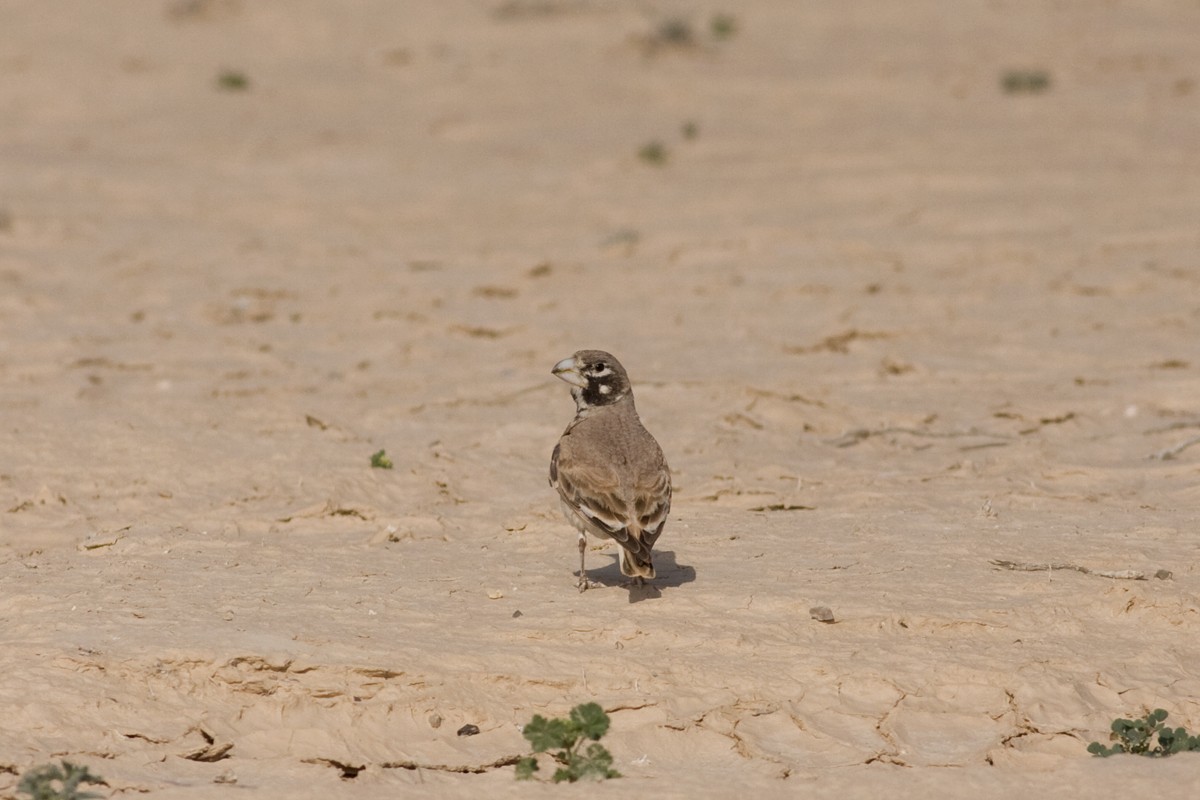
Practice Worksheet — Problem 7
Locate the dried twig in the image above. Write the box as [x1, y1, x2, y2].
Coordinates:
[1149, 434, 1200, 461]
[1143, 420, 1200, 435]
[383, 754, 524, 774]
[990, 559, 1171, 581]
[828, 426, 1012, 448]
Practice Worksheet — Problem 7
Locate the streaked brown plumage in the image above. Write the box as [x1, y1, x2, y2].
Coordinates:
[549, 350, 671, 591]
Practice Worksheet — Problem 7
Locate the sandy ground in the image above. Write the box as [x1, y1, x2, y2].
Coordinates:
[3, 1, 1200, 797]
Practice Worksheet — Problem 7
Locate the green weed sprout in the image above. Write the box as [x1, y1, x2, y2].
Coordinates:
[1088, 709, 1200, 757]
[17, 761, 105, 800]
[1001, 69, 1050, 94]
[216, 70, 250, 91]
[515, 702, 621, 782]
[710, 14, 737, 40]
[370, 449, 393, 469]
[638, 141, 668, 165]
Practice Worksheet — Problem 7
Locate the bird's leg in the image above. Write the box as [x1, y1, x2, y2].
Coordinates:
[577, 532, 589, 592]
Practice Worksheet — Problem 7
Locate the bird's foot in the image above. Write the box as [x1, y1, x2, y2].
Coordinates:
[577, 574, 590, 592]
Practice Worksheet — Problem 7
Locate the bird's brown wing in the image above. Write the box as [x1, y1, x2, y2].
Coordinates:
[632, 462, 671, 551]
[551, 433, 668, 569]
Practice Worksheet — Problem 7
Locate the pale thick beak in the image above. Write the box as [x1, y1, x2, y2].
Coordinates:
[552, 356, 588, 388]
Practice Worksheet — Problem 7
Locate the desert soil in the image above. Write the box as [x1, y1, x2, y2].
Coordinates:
[3, 1, 1200, 797]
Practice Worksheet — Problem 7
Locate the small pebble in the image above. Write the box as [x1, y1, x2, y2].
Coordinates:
[457, 724, 480, 737]
[428, 714, 442, 729]
[1155, 569, 1173, 580]
[809, 605, 836, 623]
[512, 610, 523, 618]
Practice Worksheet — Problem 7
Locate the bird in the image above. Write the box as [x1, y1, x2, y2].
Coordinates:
[549, 350, 671, 591]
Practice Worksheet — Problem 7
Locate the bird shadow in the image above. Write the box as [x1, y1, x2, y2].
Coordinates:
[582, 550, 695, 604]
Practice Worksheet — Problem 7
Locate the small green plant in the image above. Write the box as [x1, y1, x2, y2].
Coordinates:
[216, 69, 250, 91]
[1087, 709, 1200, 757]
[681, 120, 699, 140]
[17, 761, 105, 800]
[710, 14, 737, 40]
[637, 140, 668, 165]
[370, 449, 393, 469]
[1001, 68, 1051, 94]
[515, 702, 621, 783]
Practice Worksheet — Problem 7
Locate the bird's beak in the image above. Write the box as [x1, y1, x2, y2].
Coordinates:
[552, 356, 588, 388]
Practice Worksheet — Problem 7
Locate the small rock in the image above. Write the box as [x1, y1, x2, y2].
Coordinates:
[428, 714, 442, 729]
[78, 528, 127, 551]
[809, 605, 836, 623]
[456, 724, 480, 737]
[512, 610, 523, 618]
[487, 590, 503, 600]
[1155, 569, 1173, 580]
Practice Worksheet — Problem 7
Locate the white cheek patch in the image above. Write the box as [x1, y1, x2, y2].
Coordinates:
[598, 384, 611, 394]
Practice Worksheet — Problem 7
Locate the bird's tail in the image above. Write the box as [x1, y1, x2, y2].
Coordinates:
[618, 546, 655, 579]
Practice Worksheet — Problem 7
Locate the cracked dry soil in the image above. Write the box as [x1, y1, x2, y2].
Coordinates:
[4, 0, 1200, 797]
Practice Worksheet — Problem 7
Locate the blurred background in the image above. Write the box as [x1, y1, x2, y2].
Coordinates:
[3, 0, 1199, 536]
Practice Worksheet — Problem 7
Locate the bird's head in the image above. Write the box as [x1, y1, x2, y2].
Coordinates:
[552, 350, 631, 411]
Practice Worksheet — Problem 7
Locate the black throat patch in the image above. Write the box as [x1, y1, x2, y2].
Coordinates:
[577, 373, 626, 409]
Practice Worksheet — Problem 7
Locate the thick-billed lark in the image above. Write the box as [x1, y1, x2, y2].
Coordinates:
[549, 350, 671, 591]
